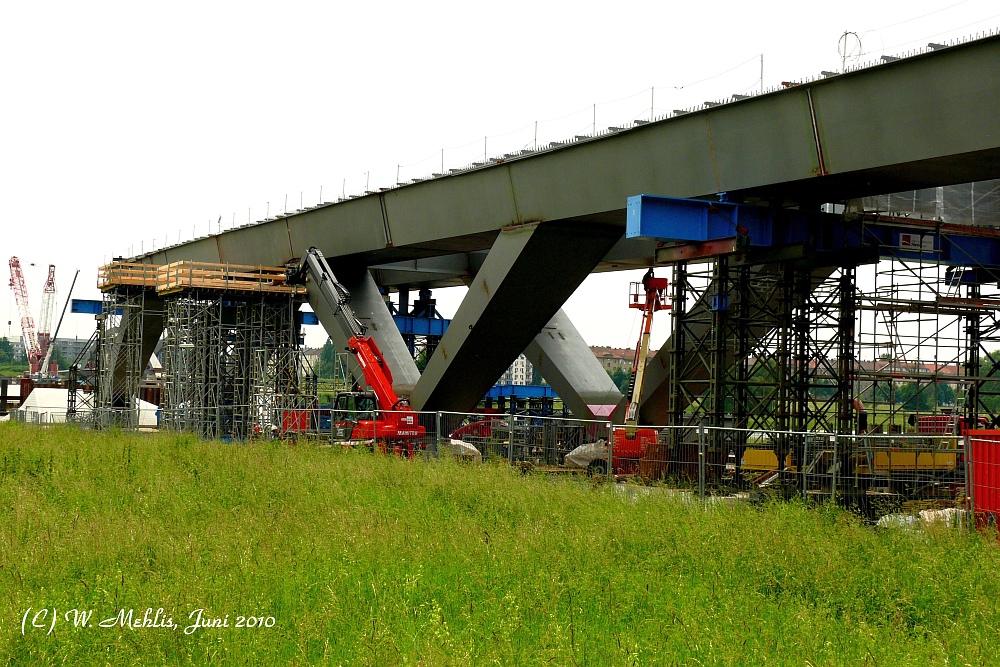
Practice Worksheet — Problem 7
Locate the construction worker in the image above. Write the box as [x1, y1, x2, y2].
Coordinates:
[854, 396, 868, 433]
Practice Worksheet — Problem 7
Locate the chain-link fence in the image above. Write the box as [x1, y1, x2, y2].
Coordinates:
[8, 405, 986, 522]
[596, 425, 969, 508]
[439, 411, 612, 474]
[10, 406, 163, 429]
[606, 424, 839, 497]
[9, 409, 69, 425]
[838, 433, 965, 493]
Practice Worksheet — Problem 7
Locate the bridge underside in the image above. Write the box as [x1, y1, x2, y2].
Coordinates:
[116, 36, 1000, 420]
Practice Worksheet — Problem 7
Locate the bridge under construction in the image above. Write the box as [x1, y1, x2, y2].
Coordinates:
[88, 33, 1000, 446]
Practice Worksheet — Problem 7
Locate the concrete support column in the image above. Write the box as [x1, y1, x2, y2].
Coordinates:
[523, 309, 623, 420]
[110, 292, 164, 408]
[410, 221, 621, 413]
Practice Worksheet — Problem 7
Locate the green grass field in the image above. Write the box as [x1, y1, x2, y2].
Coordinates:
[1, 422, 999, 666]
[0, 364, 27, 378]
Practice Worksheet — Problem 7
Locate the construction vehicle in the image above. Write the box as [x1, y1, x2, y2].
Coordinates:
[620, 269, 669, 477]
[287, 247, 426, 456]
[565, 269, 669, 476]
[6, 260, 72, 378]
[40, 270, 79, 374]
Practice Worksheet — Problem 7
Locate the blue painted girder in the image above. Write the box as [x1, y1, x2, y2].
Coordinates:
[393, 315, 450, 337]
[71, 299, 104, 315]
[627, 194, 1000, 271]
[486, 383, 557, 399]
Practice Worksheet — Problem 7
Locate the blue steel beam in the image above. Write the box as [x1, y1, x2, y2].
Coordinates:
[628, 194, 1000, 273]
[71, 299, 104, 315]
[392, 315, 450, 337]
[486, 384, 558, 400]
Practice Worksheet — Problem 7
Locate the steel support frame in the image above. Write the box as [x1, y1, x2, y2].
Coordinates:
[661, 249, 1000, 498]
[96, 288, 153, 428]
[796, 266, 857, 436]
[66, 328, 100, 423]
[665, 256, 860, 489]
[667, 259, 804, 479]
[964, 285, 1000, 428]
[249, 297, 307, 435]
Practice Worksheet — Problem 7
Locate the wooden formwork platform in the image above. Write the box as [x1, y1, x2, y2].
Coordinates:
[98, 262, 159, 291]
[157, 261, 305, 296]
[97, 260, 305, 296]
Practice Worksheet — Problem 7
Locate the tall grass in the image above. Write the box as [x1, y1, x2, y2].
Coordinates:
[1, 422, 998, 665]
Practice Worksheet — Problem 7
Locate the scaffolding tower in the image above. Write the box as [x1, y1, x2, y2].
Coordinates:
[96, 260, 312, 439]
[66, 329, 99, 423]
[94, 263, 160, 428]
[667, 257, 859, 481]
[156, 262, 311, 440]
[658, 210, 1000, 494]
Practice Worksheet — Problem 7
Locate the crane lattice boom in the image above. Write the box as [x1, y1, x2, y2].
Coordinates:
[8, 256, 42, 372]
[37, 264, 56, 368]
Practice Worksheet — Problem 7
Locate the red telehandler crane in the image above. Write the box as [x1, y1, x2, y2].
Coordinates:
[288, 247, 426, 457]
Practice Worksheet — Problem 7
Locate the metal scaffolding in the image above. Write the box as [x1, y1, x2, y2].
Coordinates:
[160, 292, 310, 440]
[92, 260, 313, 439]
[162, 294, 233, 438]
[66, 329, 99, 423]
[95, 288, 151, 428]
[666, 258, 858, 483]
[857, 256, 965, 433]
[248, 297, 310, 436]
[660, 215, 1000, 496]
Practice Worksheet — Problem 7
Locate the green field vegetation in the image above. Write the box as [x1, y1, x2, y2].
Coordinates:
[1, 423, 999, 666]
[0, 364, 27, 378]
[0, 338, 26, 377]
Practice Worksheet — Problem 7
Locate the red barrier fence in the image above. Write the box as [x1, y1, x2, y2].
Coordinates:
[969, 432, 1000, 531]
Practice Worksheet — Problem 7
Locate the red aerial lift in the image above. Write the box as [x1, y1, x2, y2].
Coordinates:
[614, 268, 669, 474]
[288, 248, 426, 456]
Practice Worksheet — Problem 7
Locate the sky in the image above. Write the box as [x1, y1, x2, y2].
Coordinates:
[2, 0, 998, 354]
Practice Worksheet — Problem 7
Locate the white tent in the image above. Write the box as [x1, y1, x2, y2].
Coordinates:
[18, 388, 157, 427]
[18, 387, 87, 424]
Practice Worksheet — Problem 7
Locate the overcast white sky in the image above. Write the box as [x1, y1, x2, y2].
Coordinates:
[2, 0, 998, 353]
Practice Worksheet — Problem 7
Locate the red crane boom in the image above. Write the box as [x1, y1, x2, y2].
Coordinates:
[623, 268, 670, 426]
